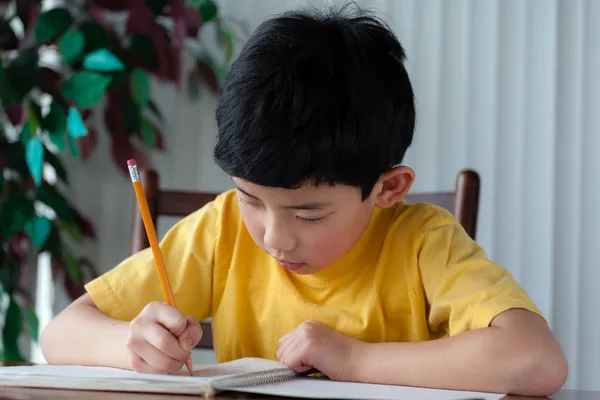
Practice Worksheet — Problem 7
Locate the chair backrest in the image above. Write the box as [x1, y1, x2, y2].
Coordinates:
[130, 169, 480, 349]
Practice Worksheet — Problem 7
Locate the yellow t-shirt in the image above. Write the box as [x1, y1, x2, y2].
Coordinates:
[85, 189, 542, 362]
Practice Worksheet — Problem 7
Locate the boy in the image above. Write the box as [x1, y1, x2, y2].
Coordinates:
[41, 4, 567, 397]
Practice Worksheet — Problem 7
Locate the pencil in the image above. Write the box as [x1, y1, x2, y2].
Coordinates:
[127, 159, 194, 376]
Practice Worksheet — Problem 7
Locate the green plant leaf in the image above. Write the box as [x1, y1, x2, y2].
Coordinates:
[35, 8, 73, 44]
[130, 68, 150, 108]
[28, 101, 42, 135]
[79, 20, 109, 53]
[219, 26, 234, 62]
[0, 174, 4, 195]
[43, 102, 67, 153]
[1, 193, 35, 240]
[20, 122, 32, 146]
[129, 34, 158, 70]
[83, 48, 125, 72]
[56, 219, 83, 244]
[0, 257, 10, 294]
[2, 298, 24, 362]
[141, 119, 157, 148]
[217, 64, 228, 85]
[25, 216, 52, 250]
[36, 184, 74, 223]
[4, 47, 39, 104]
[44, 150, 69, 185]
[64, 254, 81, 284]
[25, 136, 44, 186]
[68, 135, 80, 158]
[124, 98, 140, 136]
[36, 184, 75, 228]
[58, 28, 85, 64]
[61, 72, 111, 108]
[148, 99, 163, 121]
[23, 307, 39, 343]
[197, 0, 218, 23]
[66, 107, 88, 138]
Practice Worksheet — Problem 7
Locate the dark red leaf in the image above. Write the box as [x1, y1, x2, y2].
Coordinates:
[9, 234, 27, 263]
[16, 1, 41, 45]
[110, 136, 149, 176]
[185, 7, 203, 37]
[4, 106, 25, 125]
[38, 67, 62, 94]
[126, 0, 171, 81]
[78, 257, 99, 278]
[170, 0, 186, 48]
[88, 5, 113, 31]
[79, 127, 97, 161]
[91, 0, 131, 11]
[63, 272, 85, 300]
[70, 206, 96, 239]
[81, 109, 92, 120]
[196, 59, 219, 93]
[0, 20, 19, 50]
[155, 125, 165, 150]
[135, 121, 165, 150]
[126, 0, 153, 35]
[168, 47, 182, 84]
[104, 89, 126, 141]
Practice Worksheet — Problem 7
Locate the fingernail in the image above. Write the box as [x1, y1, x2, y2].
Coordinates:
[180, 336, 192, 352]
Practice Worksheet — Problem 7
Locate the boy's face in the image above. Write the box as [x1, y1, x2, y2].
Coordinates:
[233, 167, 414, 274]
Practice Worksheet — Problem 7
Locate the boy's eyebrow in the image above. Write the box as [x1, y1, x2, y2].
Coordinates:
[235, 185, 331, 210]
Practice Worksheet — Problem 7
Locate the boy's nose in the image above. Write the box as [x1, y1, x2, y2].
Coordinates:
[263, 218, 296, 252]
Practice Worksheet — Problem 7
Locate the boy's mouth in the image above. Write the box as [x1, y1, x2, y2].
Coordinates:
[275, 259, 306, 271]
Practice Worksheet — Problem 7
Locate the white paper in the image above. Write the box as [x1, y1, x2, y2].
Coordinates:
[0, 359, 505, 400]
[0, 357, 286, 382]
[0, 357, 289, 395]
[234, 376, 505, 400]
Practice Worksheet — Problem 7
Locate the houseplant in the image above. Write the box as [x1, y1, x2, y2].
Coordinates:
[0, 0, 236, 361]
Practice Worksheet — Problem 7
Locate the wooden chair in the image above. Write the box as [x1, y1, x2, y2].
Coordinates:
[130, 168, 480, 349]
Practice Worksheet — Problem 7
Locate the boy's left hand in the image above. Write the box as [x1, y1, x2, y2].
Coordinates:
[276, 320, 364, 381]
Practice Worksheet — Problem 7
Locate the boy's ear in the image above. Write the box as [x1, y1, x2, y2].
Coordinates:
[373, 166, 415, 208]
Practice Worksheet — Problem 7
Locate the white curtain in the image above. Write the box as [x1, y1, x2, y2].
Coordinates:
[49, 0, 599, 391]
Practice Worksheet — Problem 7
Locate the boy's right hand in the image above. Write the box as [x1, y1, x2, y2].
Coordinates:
[125, 301, 202, 374]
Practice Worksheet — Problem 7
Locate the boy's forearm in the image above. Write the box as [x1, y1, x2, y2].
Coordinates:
[41, 300, 131, 370]
[350, 326, 564, 396]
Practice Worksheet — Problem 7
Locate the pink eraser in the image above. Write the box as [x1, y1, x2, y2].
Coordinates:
[127, 159, 137, 167]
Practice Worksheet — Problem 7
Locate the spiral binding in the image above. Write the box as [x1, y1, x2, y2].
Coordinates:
[209, 367, 298, 390]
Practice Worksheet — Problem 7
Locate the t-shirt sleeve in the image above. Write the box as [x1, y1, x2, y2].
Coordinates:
[417, 213, 544, 336]
[84, 199, 220, 322]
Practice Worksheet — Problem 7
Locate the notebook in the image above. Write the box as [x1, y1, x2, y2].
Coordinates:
[0, 357, 504, 400]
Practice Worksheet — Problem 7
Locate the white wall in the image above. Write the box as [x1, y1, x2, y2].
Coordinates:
[41, 0, 599, 391]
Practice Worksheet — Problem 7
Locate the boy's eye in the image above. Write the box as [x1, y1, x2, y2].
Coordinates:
[238, 197, 259, 207]
[297, 216, 326, 223]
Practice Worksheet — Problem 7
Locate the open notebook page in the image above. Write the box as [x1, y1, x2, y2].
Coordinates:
[0, 357, 289, 395]
[0, 358, 505, 400]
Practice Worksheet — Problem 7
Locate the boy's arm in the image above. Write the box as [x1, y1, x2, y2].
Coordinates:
[42, 293, 203, 373]
[351, 308, 568, 396]
[41, 293, 131, 369]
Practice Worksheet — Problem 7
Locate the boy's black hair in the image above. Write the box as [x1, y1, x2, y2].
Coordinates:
[214, 3, 415, 200]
